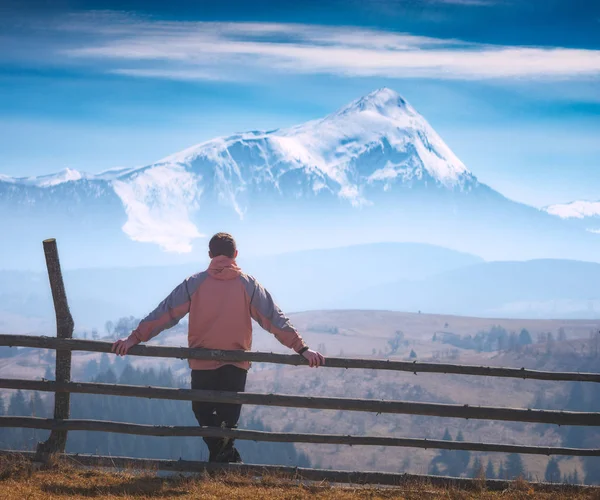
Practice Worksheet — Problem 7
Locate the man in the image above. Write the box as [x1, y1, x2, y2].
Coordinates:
[112, 232, 325, 463]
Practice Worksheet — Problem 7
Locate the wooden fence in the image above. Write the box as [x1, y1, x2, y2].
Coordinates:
[0, 239, 599, 489]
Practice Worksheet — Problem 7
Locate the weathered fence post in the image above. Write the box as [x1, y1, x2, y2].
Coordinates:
[36, 239, 74, 459]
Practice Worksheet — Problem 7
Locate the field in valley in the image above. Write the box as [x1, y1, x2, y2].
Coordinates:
[1, 310, 599, 483]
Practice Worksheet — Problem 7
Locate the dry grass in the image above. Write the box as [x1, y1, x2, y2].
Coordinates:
[0, 454, 599, 500]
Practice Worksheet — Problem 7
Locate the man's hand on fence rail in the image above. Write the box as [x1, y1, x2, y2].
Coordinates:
[112, 335, 140, 356]
[302, 349, 325, 368]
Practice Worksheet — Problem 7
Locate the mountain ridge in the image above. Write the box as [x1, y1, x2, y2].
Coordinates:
[2, 87, 600, 268]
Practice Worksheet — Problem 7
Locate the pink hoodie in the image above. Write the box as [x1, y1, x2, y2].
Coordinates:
[130, 256, 307, 370]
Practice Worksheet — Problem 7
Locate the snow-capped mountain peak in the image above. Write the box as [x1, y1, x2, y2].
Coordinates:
[161, 87, 472, 200]
[1, 88, 479, 254]
[333, 87, 412, 118]
[309, 87, 471, 186]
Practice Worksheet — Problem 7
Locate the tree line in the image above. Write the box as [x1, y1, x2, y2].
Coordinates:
[428, 428, 584, 484]
[0, 358, 311, 468]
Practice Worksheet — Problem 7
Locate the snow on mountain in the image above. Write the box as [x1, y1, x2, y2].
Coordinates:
[0, 88, 500, 257]
[112, 164, 203, 253]
[160, 88, 474, 206]
[33, 168, 86, 187]
[101, 87, 475, 250]
[545, 200, 600, 219]
[95, 166, 137, 181]
[0, 175, 16, 184]
[544, 200, 600, 235]
[3, 168, 89, 187]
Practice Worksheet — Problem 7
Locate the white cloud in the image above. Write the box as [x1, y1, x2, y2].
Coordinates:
[20, 13, 599, 82]
[110, 68, 233, 81]
[428, 0, 499, 5]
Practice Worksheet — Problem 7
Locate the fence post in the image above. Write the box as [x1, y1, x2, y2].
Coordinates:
[36, 239, 74, 459]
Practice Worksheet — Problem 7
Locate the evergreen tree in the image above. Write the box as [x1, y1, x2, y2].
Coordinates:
[519, 329, 533, 345]
[505, 454, 526, 480]
[6, 391, 28, 449]
[508, 332, 519, 352]
[546, 332, 555, 354]
[409, 349, 417, 359]
[8, 390, 28, 416]
[498, 462, 506, 480]
[567, 383, 586, 411]
[584, 457, 600, 485]
[453, 431, 471, 476]
[563, 382, 587, 448]
[30, 392, 45, 417]
[545, 458, 561, 483]
[99, 353, 111, 373]
[105, 321, 114, 336]
[471, 457, 483, 478]
[485, 458, 496, 479]
[113, 354, 130, 377]
[95, 368, 118, 384]
[84, 359, 99, 381]
[430, 463, 441, 476]
[558, 328, 567, 342]
[439, 428, 452, 461]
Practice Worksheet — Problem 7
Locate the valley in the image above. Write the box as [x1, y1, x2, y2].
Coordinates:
[1, 309, 599, 482]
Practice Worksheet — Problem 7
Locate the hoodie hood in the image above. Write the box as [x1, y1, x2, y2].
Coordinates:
[207, 255, 242, 280]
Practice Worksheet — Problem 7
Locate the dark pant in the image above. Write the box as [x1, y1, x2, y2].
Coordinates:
[191, 365, 247, 459]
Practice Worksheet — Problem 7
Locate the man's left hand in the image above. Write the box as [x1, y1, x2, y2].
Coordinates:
[302, 349, 325, 368]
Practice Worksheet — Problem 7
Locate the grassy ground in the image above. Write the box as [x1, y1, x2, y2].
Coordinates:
[0, 455, 598, 500]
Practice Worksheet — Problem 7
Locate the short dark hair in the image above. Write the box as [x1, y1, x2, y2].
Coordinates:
[209, 232, 237, 258]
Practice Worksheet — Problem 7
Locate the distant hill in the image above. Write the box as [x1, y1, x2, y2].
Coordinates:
[0, 242, 481, 330]
[3, 249, 600, 331]
[344, 259, 600, 319]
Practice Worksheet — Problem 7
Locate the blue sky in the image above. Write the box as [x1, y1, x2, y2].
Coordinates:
[0, 0, 599, 207]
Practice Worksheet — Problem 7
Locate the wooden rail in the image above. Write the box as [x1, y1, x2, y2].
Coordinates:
[1, 416, 599, 457]
[1, 450, 594, 492]
[0, 378, 598, 426]
[2, 334, 600, 383]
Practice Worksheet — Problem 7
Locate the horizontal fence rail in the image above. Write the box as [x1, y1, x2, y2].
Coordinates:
[1, 416, 599, 457]
[0, 378, 598, 426]
[1, 335, 600, 383]
[1, 450, 594, 492]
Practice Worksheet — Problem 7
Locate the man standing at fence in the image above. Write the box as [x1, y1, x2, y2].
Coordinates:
[112, 232, 325, 463]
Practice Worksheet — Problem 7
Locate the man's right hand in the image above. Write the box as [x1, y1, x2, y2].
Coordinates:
[112, 335, 140, 356]
[302, 349, 325, 368]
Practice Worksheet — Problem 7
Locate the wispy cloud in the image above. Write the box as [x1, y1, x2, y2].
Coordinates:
[427, 0, 500, 5]
[5, 11, 600, 82]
